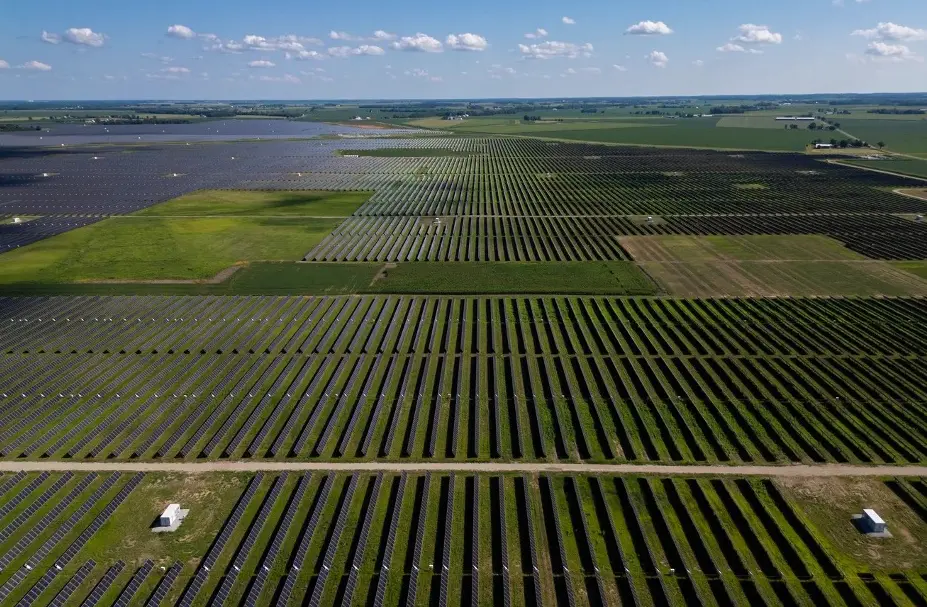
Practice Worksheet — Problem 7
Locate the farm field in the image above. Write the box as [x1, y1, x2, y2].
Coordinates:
[842, 158, 927, 180]
[0, 470, 925, 607]
[620, 235, 927, 296]
[3, 295, 927, 465]
[839, 119, 927, 155]
[407, 116, 814, 151]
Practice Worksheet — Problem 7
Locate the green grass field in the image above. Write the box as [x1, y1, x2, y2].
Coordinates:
[0, 217, 344, 283]
[136, 189, 372, 217]
[412, 116, 813, 151]
[839, 118, 927, 155]
[842, 158, 927, 180]
[366, 262, 659, 295]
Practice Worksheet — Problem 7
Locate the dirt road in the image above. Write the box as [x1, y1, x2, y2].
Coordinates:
[0, 461, 924, 477]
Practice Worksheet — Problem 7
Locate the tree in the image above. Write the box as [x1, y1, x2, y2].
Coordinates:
[877, 141, 885, 150]
[839, 140, 849, 148]
[830, 138, 838, 147]
[807, 122, 818, 130]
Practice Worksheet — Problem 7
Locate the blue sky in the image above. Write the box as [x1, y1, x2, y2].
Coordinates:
[1, 0, 925, 100]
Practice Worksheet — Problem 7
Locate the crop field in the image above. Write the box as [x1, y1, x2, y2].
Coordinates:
[2, 295, 927, 464]
[0, 470, 925, 607]
[619, 235, 927, 297]
[406, 115, 815, 151]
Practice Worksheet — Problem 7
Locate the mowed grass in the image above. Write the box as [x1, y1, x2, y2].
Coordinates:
[0, 216, 344, 282]
[0, 190, 375, 284]
[776, 477, 927, 573]
[226, 261, 382, 293]
[136, 189, 372, 217]
[366, 261, 658, 294]
[621, 235, 927, 296]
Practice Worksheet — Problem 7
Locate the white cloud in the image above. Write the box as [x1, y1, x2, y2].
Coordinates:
[206, 34, 323, 54]
[864, 41, 921, 61]
[286, 50, 325, 61]
[373, 30, 397, 41]
[613, 64, 627, 71]
[40, 27, 106, 47]
[834, 0, 873, 6]
[562, 16, 576, 25]
[258, 73, 301, 83]
[167, 24, 196, 39]
[625, 21, 674, 36]
[19, 61, 52, 71]
[62, 27, 105, 47]
[693, 59, 705, 67]
[391, 33, 443, 52]
[446, 33, 488, 51]
[647, 50, 669, 67]
[248, 60, 276, 68]
[0, 60, 9, 69]
[524, 28, 548, 39]
[717, 43, 746, 52]
[518, 40, 594, 59]
[327, 45, 385, 57]
[731, 24, 782, 45]
[852, 22, 927, 42]
[161, 66, 190, 73]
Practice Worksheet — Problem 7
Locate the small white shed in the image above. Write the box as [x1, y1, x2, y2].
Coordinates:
[861, 509, 886, 533]
[160, 504, 181, 528]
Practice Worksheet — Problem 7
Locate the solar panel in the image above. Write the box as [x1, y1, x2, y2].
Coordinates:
[306, 474, 360, 607]
[210, 474, 287, 605]
[0, 473, 72, 546]
[0, 473, 99, 572]
[47, 560, 95, 607]
[242, 474, 311, 607]
[80, 560, 125, 607]
[112, 560, 154, 607]
[142, 561, 181, 607]
[176, 473, 263, 607]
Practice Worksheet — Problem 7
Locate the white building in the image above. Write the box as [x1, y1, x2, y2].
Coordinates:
[814, 143, 834, 149]
[861, 509, 886, 534]
[159, 504, 181, 527]
[776, 116, 814, 121]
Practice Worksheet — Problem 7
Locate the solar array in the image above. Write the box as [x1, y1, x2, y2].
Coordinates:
[3, 295, 927, 466]
[0, 470, 922, 605]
